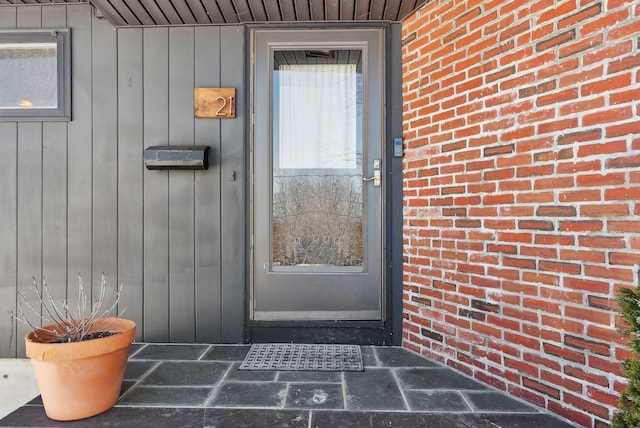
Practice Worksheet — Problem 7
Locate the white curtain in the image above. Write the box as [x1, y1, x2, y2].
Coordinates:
[278, 64, 357, 169]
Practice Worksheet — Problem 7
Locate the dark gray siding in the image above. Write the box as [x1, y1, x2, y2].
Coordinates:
[0, 3, 246, 357]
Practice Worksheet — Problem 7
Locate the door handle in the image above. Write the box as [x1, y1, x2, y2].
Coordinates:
[363, 159, 381, 187]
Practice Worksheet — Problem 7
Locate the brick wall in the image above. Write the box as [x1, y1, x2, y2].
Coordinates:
[401, 0, 640, 426]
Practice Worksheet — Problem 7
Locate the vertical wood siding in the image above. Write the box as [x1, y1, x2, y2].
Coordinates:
[0, 3, 246, 357]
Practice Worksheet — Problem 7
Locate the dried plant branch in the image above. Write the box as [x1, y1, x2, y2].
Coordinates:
[15, 273, 124, 343]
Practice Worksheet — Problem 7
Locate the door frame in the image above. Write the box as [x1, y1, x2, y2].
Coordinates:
[245, 23, 403, 345]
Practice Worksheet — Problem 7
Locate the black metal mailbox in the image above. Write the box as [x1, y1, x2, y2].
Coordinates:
[144, 145, 209, 170]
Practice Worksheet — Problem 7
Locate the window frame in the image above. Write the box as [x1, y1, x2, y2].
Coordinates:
[0, 29, 71, 121]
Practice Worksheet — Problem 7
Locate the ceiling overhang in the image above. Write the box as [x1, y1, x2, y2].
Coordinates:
[0, 1, 428, 27]
[91, 0, 429, 27]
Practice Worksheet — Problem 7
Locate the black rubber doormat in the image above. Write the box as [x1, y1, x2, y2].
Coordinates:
[239, 343, 363, 371]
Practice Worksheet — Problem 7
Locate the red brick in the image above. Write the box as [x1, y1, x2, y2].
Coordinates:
[500, 180, 532, 193]
[565, 305, 613, 325]
[607, 121, 640, 138]
[483, 144, 514, 157]
[556, 159, 600, 174]
[487, 266, 520, 280]
[523, 351, 561, 373]
[443, 27, 467, 44]
[523, 324, 562, 343]
[560, 248, 606, 263]
[557, 128, 602, 145]
[484, 12, 515, 36]
[529, 18, 554, 41]
[518, 51, 556, 72]
[484, 169, 515, 181]
[563, 277, 610, 294]
[501, 74, 537, 93]
[498, 231, 533, 243]
[476, 371, 508, 391]
[518, 220, 554, 231]
[537, 205, 577, 217]
[610, 87, 640, 105]
[608, 15, 640, 39]
[539, 57, 579, 79]
[535, 234, 575, 246]
[582, 8, 629, 35]
[486, 65, 516, 83]
[609, 252, 640, 266]
[564, 365, 609, 388]
[517, 108, 555, 125]
[542, 315, 585, 335]
[543, 343, 585, 364]
[609, 54, 640, 75]
[498, 205, 533, 217]
[559, 2, 602, 29]
[547, 401, 592, 428]
[578, 140, 627, 157]
[616, 346, 634, 362]
[483, 193, 514, 205]
[517, 165, 554, 177]
[522, 271, 559, 286]
[503, 256, 537, 269]
[578, 235, 626, 249]
[560, 64, 604, 88]
[540, 287, 582, 305]
[486, 244, 517, 254]
[472, 321, 502, 339]
[560, 33, 603, 58]
[504, 357, 538, 378]
[523, 297, 562, 315]
[402, 2, 638, 425]
[536, 88, 577, 107]
[479, 115, 511, 134]
[499, 19, 531, 42]
[501, 49, 534, 71]
[446, 358, 473, 376]
[522, 377, 560, 399]
[559, 96, 605, 115]
[587, 324, 625, 345]
[482, 40, 514, 61]
[534, 176, 574, 190]
[584, 107, 633, 126]
[541, 369, 583, 394]
[564, 391, 609, 419]
[587, 264, 634, 282]
[605, 187, 640, 201]
[587, 296, 618, 313]
[587, 385, 620, 409]
[616, 152, 640, 169]
[483, 219, 514, 230]
[582, 73, 631, 96]
[456, 7, 481, 27]
[508, 384, 546, 408]
[580, 203, 629, 217]
[534, 148, 573, 163]
[565, 334, 610, 356]
[558, 220, 602, 232]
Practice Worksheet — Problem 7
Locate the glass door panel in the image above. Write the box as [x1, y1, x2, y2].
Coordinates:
[272, 50, 364, 269]
[252, 29, 384, 321]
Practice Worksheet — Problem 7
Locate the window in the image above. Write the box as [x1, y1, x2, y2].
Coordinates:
[0, 29, 71, 121]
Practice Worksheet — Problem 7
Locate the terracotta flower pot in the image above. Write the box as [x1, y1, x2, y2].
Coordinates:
[25, 317, 136, 421]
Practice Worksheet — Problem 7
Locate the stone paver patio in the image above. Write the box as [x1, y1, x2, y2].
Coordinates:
[0, 344, 577, 427]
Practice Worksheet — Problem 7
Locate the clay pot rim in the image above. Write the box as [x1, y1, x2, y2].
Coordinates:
[25, 317, 136, 361]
